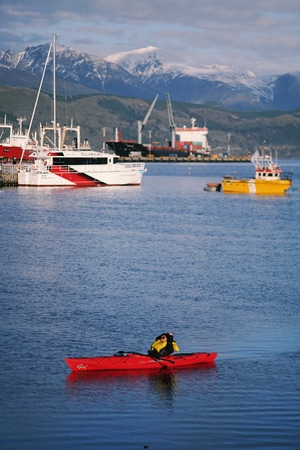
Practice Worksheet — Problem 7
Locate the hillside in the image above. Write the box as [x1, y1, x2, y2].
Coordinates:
[0, 87, 299, 158]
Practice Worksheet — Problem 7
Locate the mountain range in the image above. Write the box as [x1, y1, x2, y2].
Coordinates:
[0, 41, 300, 111]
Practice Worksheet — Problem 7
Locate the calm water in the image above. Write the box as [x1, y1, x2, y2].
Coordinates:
[1, 161, 300, 450]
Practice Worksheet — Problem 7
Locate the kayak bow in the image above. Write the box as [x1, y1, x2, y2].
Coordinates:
[65, 352, 218, 372]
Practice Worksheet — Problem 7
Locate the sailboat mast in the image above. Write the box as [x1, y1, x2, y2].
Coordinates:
[20, 41, 52, 164]
[53, 34, 57, 149]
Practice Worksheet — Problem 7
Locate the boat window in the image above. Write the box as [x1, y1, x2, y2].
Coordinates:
[53, 157, 108, 165]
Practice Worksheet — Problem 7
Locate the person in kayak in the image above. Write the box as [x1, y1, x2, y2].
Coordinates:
[148, 332, 180, 358]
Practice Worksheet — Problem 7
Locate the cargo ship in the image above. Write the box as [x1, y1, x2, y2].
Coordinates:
[105, 118, 212, 158]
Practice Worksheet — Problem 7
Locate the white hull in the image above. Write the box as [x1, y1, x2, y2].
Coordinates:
[18, 162, 146, 187]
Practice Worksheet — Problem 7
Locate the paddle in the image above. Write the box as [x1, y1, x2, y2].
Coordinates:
[117, 351, 175, 364]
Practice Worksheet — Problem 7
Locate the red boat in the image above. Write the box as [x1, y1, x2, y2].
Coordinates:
[65, 351, 218, 372]
[0, 117, 36, 162]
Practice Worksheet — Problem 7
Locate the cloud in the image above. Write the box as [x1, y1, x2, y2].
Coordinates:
[0, 0, 299, 75]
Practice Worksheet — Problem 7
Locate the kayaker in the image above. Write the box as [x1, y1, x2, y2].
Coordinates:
[148, 332, 180, 358]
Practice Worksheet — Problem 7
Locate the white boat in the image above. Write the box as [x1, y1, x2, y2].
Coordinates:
[18, 150, 146, 187]
[18, 123, 146, 187]
[18, 35, 146, 187]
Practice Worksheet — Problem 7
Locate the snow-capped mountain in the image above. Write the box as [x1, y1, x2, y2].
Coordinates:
[0, 43, 155, 98]
[0, 42, 299, 111]
[106, 46, 274, 109]
[106, 46, 258, 85]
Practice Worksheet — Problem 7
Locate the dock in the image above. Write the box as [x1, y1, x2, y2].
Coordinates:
[118, 155, 251, 163]
[0, 164, 18, 186]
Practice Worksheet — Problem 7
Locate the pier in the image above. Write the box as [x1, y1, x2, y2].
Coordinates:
[0, 164, 18, 186]
[119, 155, 251, 163]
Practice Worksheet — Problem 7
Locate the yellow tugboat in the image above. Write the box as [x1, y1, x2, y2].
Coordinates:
[222, 149, 292, 195]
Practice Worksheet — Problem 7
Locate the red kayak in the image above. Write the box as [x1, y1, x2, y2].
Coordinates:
[65, 351, 218, 372]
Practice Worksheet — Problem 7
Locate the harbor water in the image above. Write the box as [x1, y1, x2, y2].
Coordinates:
[1, 161, 300, 449]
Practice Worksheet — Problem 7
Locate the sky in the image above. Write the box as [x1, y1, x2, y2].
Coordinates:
[1, 0, 299, 76]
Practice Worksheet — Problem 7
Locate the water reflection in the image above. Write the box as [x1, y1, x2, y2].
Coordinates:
[66, 364, 217, 408]
[148, 371, 178, 409]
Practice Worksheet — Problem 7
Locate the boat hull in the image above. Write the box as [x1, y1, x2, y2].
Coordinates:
[106, 141, 193, 158]
[204, 182, 221, 192]
[106, 141, 149, 157]
[0, 145, 34, 162]
[65, 352, 218, 372]
[222, 178, 291, 195]
[18, 163, 146, 187]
